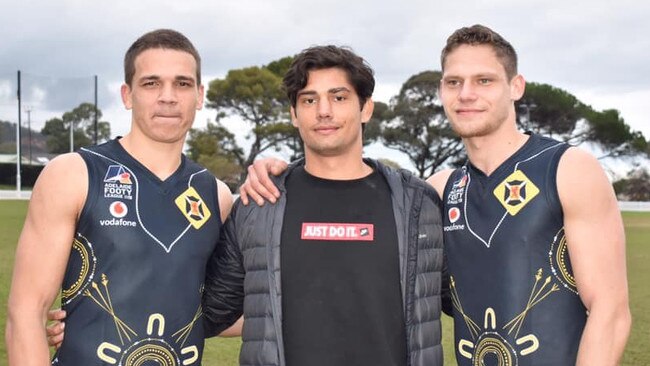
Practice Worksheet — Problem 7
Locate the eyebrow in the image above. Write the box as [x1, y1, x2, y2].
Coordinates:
[297, 87, 351, 97]
[442, 72, 500, 80]
[175, 75, 196, 83]
[137, 75, 196, 82]
[329, 87, 351, 94]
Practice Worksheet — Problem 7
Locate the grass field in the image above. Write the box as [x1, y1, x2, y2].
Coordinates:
[0, 200, 648, 365]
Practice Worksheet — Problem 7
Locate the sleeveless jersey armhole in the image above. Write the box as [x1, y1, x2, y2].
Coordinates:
[544, 143, 571, 226]
[75, 150, 99, 234]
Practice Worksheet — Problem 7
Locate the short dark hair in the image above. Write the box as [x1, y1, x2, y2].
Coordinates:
[283, 45, 375, 110]
[124, 29, 201, 86]
[441, 24, 518, 80]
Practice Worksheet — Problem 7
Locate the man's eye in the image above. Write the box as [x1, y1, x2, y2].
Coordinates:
[334, 95, 346, 102]
[143, 81, 157, 87]
[445, 80, 460, 87]
[178, 81, 193, 87]
[478, 79, 491, 85]
[303, 98, 316, 104]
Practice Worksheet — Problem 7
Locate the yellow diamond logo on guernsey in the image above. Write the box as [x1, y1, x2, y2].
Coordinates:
[174, 187, 211, 229]
[493, 170, 539, 216]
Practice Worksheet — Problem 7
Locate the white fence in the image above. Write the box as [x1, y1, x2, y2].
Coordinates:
[0, 190, 31, 200]
[2, 190, 650, 213]
[618, 201, 650, 212]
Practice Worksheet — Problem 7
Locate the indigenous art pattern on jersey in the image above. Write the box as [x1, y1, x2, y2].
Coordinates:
[443, 134, 586, 366]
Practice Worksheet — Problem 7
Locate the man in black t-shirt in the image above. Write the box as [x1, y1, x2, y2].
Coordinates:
[201, 46, 447, 366]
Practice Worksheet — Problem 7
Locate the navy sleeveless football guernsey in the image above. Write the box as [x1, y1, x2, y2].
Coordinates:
[443, 133, 586, 366]
[52, 139, 222, 366]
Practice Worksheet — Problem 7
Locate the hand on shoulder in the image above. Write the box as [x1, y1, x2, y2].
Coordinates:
[238, 157, 288, 206]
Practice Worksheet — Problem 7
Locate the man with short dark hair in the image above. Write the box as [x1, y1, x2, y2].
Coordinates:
[202, 45, 447, 366]
[6, 29, 233, 365]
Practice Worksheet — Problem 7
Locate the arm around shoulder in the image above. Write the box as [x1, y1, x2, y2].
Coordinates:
[6, 153, 87, 365]
[557, 147, 631, 365]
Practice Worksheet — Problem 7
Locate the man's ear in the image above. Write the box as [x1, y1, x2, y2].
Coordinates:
[510, 74, 526, 101]
[121, 84, 133, 110]
[361, 98, 375, 123]
[197, 84, 205, 110]
[290, 106, 298, 127]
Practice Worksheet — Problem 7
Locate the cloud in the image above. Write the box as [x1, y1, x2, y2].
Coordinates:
[0, 0, 647, 138]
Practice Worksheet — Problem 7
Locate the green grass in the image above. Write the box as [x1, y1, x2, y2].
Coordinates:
[0, 201, 648, 365]
[620, 212, 650, 365]
[0, 201, 27, 365]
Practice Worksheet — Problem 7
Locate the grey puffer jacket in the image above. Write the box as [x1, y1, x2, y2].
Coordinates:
[203, 159, 449, 366]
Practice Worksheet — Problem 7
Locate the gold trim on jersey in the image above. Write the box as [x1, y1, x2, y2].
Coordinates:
[62, 234, 97, 305]
[549, 228, 579, 294]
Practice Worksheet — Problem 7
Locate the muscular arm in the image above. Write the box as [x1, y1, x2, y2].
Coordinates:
[6, 154, 87, 366]
[557, 148, 631, 365]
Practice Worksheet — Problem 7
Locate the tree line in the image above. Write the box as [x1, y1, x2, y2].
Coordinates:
[29, 56, 650, 199]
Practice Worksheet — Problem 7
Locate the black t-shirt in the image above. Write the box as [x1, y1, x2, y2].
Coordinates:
[281, 166, 407, 366]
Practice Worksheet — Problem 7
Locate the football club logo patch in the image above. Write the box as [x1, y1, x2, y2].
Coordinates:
[493, 170, 539, 216]
[453, 174, 468, 188]
[447, 173, 468, 205]
[104, 165, 132, 184]
[103, 165, 133, 200]
[174, 187, 211, 229]
[109, 201, 128, 218]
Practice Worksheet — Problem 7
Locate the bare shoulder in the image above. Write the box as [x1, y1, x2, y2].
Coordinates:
[557, 147, 609, 189]
[557, 147, 616, 211]
[558, 146, 603, 172]
[426, 169, 454, 199]
[215, 178, 234, 222]
[31, 153, 88, 216]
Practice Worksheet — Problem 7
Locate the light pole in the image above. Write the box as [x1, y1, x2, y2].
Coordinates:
[69, 112, 74, 153]
[25, 106, 33, 165]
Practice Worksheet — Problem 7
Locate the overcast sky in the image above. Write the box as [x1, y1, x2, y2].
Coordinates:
[1, 0, 648, 172]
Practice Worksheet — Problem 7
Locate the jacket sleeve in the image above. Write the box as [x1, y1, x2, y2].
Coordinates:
[202, 203, 245, 338]
[440, 250, 453, 316]
[424, 181, 453, 316]
[435, 190, 453, 316]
